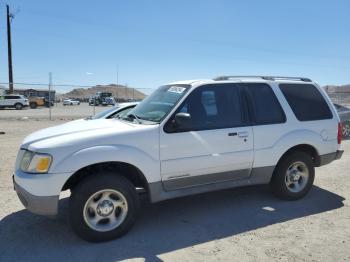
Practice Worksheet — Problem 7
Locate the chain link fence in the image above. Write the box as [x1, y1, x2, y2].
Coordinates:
[0, 82, 154, 120]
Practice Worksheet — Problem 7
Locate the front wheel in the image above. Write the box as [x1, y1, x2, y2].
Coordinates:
[15, 103, 23, 110]
[69, 173, 140, 242]
[270, 151, 314, 200]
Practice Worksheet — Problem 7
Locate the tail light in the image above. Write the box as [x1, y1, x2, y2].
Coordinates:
[338, 122, 342, 144]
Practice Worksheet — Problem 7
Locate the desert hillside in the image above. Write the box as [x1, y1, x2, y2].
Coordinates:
[63, 84, 146, 100]
[324, 84, 350, 93]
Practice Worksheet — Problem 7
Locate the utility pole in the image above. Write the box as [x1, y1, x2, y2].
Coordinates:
[7, 5, 14, 94]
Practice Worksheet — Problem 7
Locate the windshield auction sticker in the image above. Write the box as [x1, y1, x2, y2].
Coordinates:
[168, 86, 186, 94]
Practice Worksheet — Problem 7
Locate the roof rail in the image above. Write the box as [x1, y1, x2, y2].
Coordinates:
[213, 75, 312, 82]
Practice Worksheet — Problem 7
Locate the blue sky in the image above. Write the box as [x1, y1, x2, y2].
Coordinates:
[0, 0, 349, 93]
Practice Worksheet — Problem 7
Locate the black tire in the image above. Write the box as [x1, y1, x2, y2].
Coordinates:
[69, 173, 140, 242]
[30, 102, 37, 109]
[15, 103, 23, 110]
[270, 151, 314, 200]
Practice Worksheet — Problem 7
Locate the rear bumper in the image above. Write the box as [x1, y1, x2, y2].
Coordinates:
[13, 177, 59, 216]
[319, 150, 344, 166]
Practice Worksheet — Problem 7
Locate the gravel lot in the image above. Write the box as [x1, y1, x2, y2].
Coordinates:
[0, 106, 349, 262]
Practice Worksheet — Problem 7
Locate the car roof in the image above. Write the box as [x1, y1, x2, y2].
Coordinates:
[167, 76, 316, 87]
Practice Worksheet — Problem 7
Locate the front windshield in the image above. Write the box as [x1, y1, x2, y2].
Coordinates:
[124, 84, 190, 123]
[92, 106, 119, 119]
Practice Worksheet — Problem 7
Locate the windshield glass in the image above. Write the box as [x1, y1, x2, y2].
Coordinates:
[92, 106, 119, 119]
[124, 84, 190, 123]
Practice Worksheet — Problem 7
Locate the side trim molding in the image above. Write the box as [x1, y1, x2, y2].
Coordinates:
[150, 166, 275, 203]
[163, 169, 251, 191]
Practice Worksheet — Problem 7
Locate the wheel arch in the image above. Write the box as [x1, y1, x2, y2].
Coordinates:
[276, 144, 320, 170]
[62, 161, 150, 197]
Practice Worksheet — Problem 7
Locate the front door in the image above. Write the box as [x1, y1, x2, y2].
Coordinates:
[160, 83, 254, 191]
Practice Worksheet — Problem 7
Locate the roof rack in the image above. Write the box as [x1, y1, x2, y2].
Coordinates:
[213, 75, 312, 82]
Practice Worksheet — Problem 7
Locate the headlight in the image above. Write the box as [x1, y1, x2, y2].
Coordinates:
[20, 151, 52, 174]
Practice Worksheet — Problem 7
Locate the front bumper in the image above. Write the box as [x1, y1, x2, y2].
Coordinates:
[318, 150, 344, 166]
[14, 177, 59, 216]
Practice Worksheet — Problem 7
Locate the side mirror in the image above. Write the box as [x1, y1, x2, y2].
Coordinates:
[174, 112, 192, 130]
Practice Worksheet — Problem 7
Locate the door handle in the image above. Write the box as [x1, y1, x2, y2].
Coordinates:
[237, 131, 249, 138]
[228, 132, 237, 136]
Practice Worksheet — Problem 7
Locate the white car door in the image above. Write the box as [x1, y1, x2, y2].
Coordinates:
[3, 95, 14, 106]
[160, 83, 254, 191]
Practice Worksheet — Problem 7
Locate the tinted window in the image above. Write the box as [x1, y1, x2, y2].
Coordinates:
[4, 96, 20, 99]
[170, 84, 244, 131]
[244, 83, 285, 124]
[279, 84, 332, 121]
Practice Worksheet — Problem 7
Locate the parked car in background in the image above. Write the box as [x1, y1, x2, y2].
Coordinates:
[63, 99, 80, 106]
[0, 94, 29, 110]
[104, 97, 116, 106]
[89, 102, 139, 120]
[89, 92, 115, 106]
[334, 103, 350, 138]
[29, 96, 54, 109]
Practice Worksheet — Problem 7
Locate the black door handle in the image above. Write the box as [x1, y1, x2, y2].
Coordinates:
[228, 132, 237, 136]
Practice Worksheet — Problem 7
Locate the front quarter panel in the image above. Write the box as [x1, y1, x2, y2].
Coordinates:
[51, 144, 160, 183]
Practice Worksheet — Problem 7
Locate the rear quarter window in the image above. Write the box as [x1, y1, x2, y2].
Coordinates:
[279, 84, 333, 121]
[243, 83, 286, 125]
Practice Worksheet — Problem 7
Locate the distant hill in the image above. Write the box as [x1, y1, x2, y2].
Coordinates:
[63, 84, 146, 100]
[324, 84, 350, 93]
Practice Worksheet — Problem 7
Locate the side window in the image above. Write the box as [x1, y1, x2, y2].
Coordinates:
[171, 84, 244, 131]
[5, 95, 20, 99]
[279, 84, 332, 121]
[201, 91, 218, 116]
[244, 83, 285, 125]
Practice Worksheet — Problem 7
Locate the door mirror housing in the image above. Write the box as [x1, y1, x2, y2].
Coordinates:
[165, 112, 192, 132]
[174, 112, 192, 129]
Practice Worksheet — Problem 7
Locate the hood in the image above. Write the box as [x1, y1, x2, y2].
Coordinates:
[22, 119, 135, 148]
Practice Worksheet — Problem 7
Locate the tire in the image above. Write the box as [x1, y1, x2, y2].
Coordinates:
[15, 103, 23, 110]
[270, 151, 314, 200]
[29, 102, 37, 109]
[69, 172, 140, 242]
[342, 121, 350, 138]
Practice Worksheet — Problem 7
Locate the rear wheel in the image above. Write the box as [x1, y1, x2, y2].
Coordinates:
[270, 151, 314, 200]
[15, 103, 23, 110]
[30, 102, 37, 109]
[69, 173, 140, 242]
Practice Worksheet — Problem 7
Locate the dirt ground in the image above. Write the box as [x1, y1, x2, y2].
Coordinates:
[0, 107, 349, 262]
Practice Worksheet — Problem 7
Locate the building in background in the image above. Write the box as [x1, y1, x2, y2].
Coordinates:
[4, 88, 56, 101]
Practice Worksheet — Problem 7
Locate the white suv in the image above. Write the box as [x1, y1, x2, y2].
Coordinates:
[0, 94, 29, 110]
[13, 76, 343, 242]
